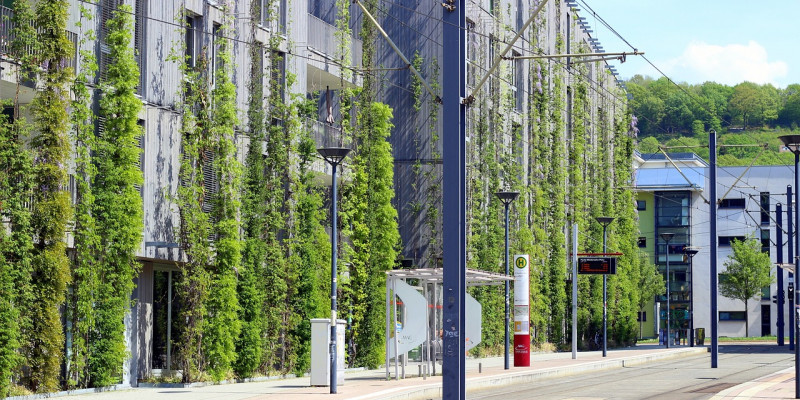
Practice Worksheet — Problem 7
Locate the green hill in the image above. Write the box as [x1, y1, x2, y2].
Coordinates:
[627, 75, 799, 166]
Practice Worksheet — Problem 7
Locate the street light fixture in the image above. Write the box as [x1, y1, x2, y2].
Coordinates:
[496, 190, 519, 370]
[683, 246, 699, 347]
[779, 134, 800, 399]
[318, 146, 351, 394]
[595, 216, 614, 357]
[660, 232, 675, 348]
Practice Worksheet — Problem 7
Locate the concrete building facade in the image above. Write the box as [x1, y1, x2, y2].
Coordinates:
[1, 0, 628, 388]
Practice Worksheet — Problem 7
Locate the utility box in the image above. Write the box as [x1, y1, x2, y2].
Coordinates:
[310, 318, 346, 387]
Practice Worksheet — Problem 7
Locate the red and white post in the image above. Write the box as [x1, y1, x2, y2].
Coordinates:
[513, 254, 530, 367]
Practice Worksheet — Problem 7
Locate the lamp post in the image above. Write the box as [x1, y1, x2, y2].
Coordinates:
[318, 147, 351, 394]
[778, 134, 800, 399]
[660, 232, 675, 348]
[496, 190, 519, 370]
[595, 216, 614, 357]
[683, 246, 698, 347]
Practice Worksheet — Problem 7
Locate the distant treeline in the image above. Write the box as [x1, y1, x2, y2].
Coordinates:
[628, 75, 799, 166]
[627, 75, 800, 136]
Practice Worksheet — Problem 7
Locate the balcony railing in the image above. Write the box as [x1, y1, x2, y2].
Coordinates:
[307, 13, 362, 68]
[304, 117, 344, 148]
[1, 5, 78, 70]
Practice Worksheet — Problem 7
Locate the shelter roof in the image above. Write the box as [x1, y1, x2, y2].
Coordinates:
[386, 268, 513, 286]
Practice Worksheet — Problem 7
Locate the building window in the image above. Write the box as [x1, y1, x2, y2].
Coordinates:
[719, 311, 746, 321]
[153, 268, 182, 370]
[637, 311, 646, 322]
[718, 236, 746, 246]
[255, 0, 268, 26]
[278, 0, 287, 34]
[513, 52, 523, 111]
[761, 229, 770, 255]
[212, 22, 222, 77]
[636, 200, 646, 211]
[465, 19, 476, 88]
[719, 198, 746, 209]
[134, 0, 147, 95]
[270, 50, 286, 101]
[656, 191, 689, 227]
[185, 14, 203, 70]
[760, 192, 770, 225]
[638, 237, 646, 248]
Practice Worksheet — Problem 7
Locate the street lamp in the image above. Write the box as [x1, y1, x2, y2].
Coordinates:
[595, 216, 615, 357]
[496, 190, 519, 370]
[318, 146, 351, 394]
[660, 232, 675, 348]
[779, 134, 800, 399]
[683, 246, 699, 347]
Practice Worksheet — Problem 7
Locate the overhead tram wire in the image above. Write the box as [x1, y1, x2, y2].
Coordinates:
[79, 0, 632, 119]
[75, 0, 426, 99]
[576, 0, 795, 177]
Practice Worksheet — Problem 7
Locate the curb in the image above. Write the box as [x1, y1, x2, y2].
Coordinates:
[351, 347, 708, 400]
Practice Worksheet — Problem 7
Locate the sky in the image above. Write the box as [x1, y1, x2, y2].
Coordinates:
[581, 1, 800, 88]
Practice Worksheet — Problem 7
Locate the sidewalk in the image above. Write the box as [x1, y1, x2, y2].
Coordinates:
[23, 345, 706, 400]
[710, 367, 797, 400]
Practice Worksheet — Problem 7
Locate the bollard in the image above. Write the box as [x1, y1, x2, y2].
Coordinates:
[418, 364, 422, 377]
[479, 362, 482, 373]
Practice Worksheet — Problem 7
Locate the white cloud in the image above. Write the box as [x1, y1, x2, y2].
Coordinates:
[663, 40, 788, 86]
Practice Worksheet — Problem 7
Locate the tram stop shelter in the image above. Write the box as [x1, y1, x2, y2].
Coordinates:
[384, 268, 513, 380]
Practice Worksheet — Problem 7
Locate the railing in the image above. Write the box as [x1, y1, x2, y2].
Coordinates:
[306, 13, 362, 68]
[1, 5, 18, 58]
[304, 117, 344, 148]
[0, 5, 78, 70]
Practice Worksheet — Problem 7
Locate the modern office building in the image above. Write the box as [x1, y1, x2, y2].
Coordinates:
[635, 152, 795, 341]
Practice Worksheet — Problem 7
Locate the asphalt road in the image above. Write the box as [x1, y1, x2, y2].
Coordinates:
[464, 343, 795, 400]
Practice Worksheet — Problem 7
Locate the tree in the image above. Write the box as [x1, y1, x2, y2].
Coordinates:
[637, 136, 660, 154]
[718, 238, 773, 337]
[729, 82, 761, 129]
[636, 254, 664, 339]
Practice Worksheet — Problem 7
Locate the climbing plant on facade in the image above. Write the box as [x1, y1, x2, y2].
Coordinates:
[26, 0, 74, 392]
[90, 4, 144, 386]
[204, 11, 242, 381]
[67, 5, 99, 388]
[174, 10, 214, 381]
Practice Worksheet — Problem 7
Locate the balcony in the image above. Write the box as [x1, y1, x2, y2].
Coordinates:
[304, 117, 343, 148]
[306, 13, 362, 92]
[1, 5, 78, 103]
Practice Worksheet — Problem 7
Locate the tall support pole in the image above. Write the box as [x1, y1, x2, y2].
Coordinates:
[442, 0, 466, 396]
[778, 203, 785, 346]
[385, 278, 391, 380]
[602, 231, 608, 356]
[794, 151, 799, 399]
[790, 186, 795, 350]
[710, 130, 719, 368]
[504, 203, 510, 369]
[683, 247, 698, 347]
[496, 191, 518, 369]
[572, 224, 578, 359]
[330, 161, 340, 392]
[318, 147, 350, 393]
[779, 135, 800, 398]
[595, 217, 614, 356]
[660, 233, 673, 349]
